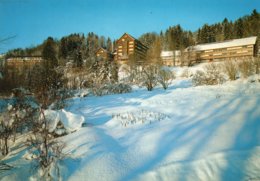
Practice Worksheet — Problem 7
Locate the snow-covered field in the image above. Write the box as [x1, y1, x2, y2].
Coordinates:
[1, 70, 260, 181]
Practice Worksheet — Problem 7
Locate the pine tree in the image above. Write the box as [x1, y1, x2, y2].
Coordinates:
[106, 38, 113, 52]
[73, 48, 83, 68]
[99, 36, 106, 48]
[234, 18, 244, 38]
[42, 37, 58, 69]
[222, 18, 233, 40]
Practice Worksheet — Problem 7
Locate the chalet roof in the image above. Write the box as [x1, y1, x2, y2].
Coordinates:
[117, 33, 136, 43]
[190, 36, 257, 51]
[161, 51, 174, 57]
[116, 33, 149, 49]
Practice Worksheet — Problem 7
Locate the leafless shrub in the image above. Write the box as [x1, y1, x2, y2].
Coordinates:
[238, 59, 254, 78]
[181, 68, 191, 78]
[0, 88, 38, 156]
[29, 109, 65, 180]
[0, 114, 13, 156]
[192, 63, 224, 86]
[157, 68, 175, 90]
[222, 60, 238, 80]
[142, 65, 158, 91]
[122, 65, 143, 85]
[192, 70, 206, 86]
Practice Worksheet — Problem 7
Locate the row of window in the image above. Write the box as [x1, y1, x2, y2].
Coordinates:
[201, 45, 253, 53]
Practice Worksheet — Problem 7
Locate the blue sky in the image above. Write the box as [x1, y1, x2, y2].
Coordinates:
[0, 0, 259, 53]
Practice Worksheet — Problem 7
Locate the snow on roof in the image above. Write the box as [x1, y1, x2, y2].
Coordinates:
[161, 51, 174, 57]
[161, 50, 181, 57]
[192, 36, 257, 51]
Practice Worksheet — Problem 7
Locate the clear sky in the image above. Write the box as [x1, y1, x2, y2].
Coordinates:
[0, 0, 259, 53]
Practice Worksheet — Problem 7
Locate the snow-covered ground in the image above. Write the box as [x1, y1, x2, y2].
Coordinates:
[1, 71, 260, 181]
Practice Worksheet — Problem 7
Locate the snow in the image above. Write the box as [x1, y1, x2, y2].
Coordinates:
[59, 76, 260, 181]
[59, 109, 85, 132]
[1, 70, 260, 181]
[44, 109, 85, 133]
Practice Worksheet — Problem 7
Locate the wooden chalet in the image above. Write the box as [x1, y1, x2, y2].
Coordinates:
[114, 33, 148, 64]
[96, 47, 113, 60]
[184, 36, 258, 65]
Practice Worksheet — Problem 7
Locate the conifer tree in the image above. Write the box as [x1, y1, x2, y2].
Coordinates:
[42, 37, 58, 69]
[234, 18, 244, 38]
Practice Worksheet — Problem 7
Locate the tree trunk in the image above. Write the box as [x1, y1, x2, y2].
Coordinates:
[4, 137, 8, 155]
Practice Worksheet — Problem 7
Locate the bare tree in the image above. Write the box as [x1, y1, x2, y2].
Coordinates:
[29, 109, 65, 179]
[0, 88, 37, 156]
[142, 65, 158, 91]
[0, 114, 13, 156]
[157, 68, 175, 90]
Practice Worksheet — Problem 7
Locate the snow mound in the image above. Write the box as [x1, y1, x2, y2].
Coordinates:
[44, 109, 60, 132]
[59, 109, 85, 132]
[44, 109, 85, 133]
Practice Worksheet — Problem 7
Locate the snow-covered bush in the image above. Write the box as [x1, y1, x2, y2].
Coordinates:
[192, 63, 224, 86]
[222, 60, 238, 80]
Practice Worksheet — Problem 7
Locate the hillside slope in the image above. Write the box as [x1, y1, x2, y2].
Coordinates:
[1, 76, 260, 181]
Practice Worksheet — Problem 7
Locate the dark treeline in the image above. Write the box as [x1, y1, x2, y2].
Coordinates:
[140, 9, 259, 50]
[197, 9, 259, 44]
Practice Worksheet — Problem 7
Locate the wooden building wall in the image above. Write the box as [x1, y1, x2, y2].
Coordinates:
[115, 33, 148, 65]
[96, 48, 112, 60]
[184, 43, 257, 65]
